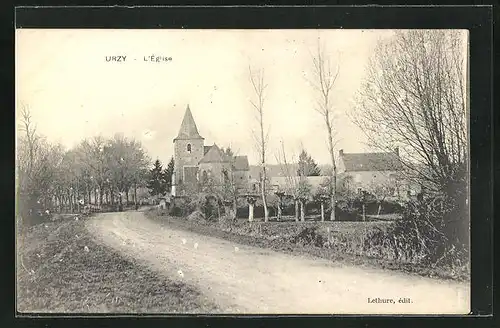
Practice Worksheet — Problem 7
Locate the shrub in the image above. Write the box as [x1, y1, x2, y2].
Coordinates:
[322, 206, 362, 221]
[187, 211, 207, 225]
[168, 205, 184, 217]
[363, 194, 469, 271]
[292, 226, 327, 247]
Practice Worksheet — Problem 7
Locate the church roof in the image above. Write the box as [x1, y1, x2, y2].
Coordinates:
[174, 105, 204, 140]
[199, 144, 230, 163]
[204, 146, 212, 155]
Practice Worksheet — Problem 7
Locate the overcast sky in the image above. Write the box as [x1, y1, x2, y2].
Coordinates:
[16, 29, 396, 165]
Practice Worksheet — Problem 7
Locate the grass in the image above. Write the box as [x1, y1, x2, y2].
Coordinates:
[16, 215, 219, 314]
[146, 210, 469, 282]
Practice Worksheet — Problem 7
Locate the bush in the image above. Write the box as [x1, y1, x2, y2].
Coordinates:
[292, 226, 327, 247]
[363, 194, 469, 271]
[168, 205, 184, 217]
[350, 199, 402, 215]
[187, 211, 207, 225]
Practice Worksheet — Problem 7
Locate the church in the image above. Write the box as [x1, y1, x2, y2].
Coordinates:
[171, 105, 250, 197]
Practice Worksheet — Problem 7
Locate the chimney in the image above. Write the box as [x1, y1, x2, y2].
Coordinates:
[394, 147, 399, 157]
[339, 149, 344, 157]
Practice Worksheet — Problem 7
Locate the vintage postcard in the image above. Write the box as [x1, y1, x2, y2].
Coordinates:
[15, 28, 470, 315]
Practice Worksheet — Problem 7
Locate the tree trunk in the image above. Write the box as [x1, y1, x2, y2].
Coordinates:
[126, 189, 129, 205]
[277, 198, 282, 221]
[232, 199, 237, 221]
[99, 185, 104, 207]
[300, 199, 305, 222]
[57, 195, 61, 213]
[261, 174, 269, 222]
[248, 203, 254, 222]
[321, 201, 325, 222]
[83, 188, 88, 205]
[88, 189, 91, 205]
[119, 191, 123, 211]
[134, 183, 138, 210]
[69, 191, 73, 213]
[362, 203, 366, 222]
[329, 164, 337, 221]
[294, 199, 299, 222]
[76, 183, 80, 213]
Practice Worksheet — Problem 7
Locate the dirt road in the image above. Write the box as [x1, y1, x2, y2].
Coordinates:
[86, 211, 470, 314]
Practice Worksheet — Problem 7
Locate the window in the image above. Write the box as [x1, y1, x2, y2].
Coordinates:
[357, 187, 362, 195]
[187, 144, 192, 153]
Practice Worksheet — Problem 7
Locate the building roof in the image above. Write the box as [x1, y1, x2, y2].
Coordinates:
[199, 144, 230, 163]
[174, 105, 204, 140]
[249, 164, 300, 179]
[233, 156, 249, 171]
[204, 146, 212, 155]
[269, 176, 328, 195]
[341, 152, 403, 172]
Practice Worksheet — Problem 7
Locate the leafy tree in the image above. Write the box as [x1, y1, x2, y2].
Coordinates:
[224, 147, 234, 158]
[78, 136, 111, 207]
[163, 157, 175, 193]
[147, 159, 167, 197]
[297, 178, 313, 221]
[297, 149, 321, 176]
[109, 135, 149, 208]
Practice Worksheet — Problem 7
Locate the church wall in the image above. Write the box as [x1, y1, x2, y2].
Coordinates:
[173, 138, 204, 186]
[198, 162, 232, 186]
[233, 170, 250, 191]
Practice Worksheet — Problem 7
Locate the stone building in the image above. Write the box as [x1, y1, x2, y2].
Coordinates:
[172, 105, 250, 196]
[337, 148, 420, 200]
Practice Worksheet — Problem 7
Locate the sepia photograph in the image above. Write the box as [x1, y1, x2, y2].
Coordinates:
[15, 28, 470, 315]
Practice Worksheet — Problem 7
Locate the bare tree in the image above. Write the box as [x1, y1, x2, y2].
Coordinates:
[308, 40, 340, 221]
[17, 105, 63, 214]
[249, 66, 270, 222]
[275, 141, 301, 222]
[351, 30, 468, 199]
[220, 146, 246, 221]
[17, 105, 39, 193]
[351, 30, 469, 254]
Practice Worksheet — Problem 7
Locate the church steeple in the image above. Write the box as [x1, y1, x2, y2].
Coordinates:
[174, 105, 204, 141]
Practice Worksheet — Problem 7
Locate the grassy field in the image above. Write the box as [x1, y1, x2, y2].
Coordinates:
[16, 214, 219, 314]
[146, 210, 469, 282]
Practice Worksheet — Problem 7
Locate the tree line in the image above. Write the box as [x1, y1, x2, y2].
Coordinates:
[16, 106, 153, 218]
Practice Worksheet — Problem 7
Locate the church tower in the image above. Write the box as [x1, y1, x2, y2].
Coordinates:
[172, 105, 204, 195]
